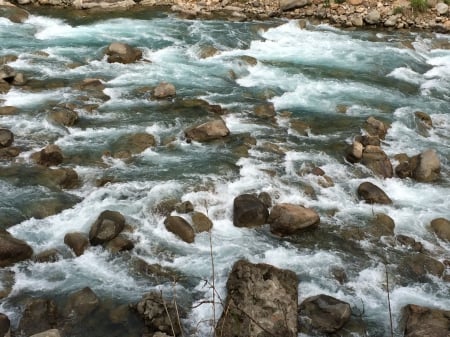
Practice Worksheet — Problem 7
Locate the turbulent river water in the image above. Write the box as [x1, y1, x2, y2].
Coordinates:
[0, 7, 449, 337]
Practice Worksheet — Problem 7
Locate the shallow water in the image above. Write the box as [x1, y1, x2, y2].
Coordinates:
[0, 7, 449, 337]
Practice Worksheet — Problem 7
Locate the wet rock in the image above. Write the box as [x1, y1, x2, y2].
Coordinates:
[356, 135, 381, 147]
[346, 140, 363, 163]
[415, 111, 433, 128]
[164, 216, 195, 243]
[0, 65, 16, 82]
[0, 5, 29, 23]
[365, 116, 388, 139]
[299, 294, 351, 334]
[216, 260, 298, 337]
[402, 304, 450, 337]
[365, 9, 381, 25]
[132, 258, 182, 283]
[254, 102, 275, 119]
[0, 129, 13, 148]
[33, 249, 60, 263]
[290, 119, 310, 136]
[280, 0, 311, 11]
[105, 235, 134, 253]
[89, 210, 125, 245]
[48, 108, 79, 127]
[430, 218, 450, 242]
[0, 231, 33, 267]
[114, 132, 156, 155]
[268, 203, 320, 236]
[395, 160, 412, 179]
[174, 200, 194, 214]
[0, 146, 20, 159]
[361, 145, 393, 178]
[32, 144, 64, 167]
[64, 232, 89, 257]
[396, 235, 423, 252]
[105, 42, 142, 64]
[401, 253, 445, 279]
[330, 267, 347, 284]
[17, 299, 58, 336]
[134, 292, 183, 336]
[198, 44, 219, 58]
[64, 287, 99, 318]
[0, 106, 17, 115]
[41, 167, 79, 189]
[191, 212, 213, 233]
[0, 313, 10, 337]
[318, 175, 334, 188]
[233, 193, 269, 228]
[152, 82, 176, 99]
[12, 72, 26, 86]
[257, 191, 272, 208]
[0, 54, 17, 64]
[412, 149, 440, 182]
[153, 198, 178, 216]
[0, 80, 10, 94]
[357, 182, 392, 204]
[79, 78, 105, 91]
[30, 329, 61, 337]
[368, 213, 395, 237]
[185, 119, 230, 142]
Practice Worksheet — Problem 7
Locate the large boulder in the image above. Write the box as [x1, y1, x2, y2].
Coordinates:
[345, 140, 363, 163]
[215, 260, 298, 337]
[368, 213, 395, 238]
[64, 287, 99, 318]
[0, 231, 33, 267]
[41, 168, 80, 189]
[402, 304, 450, 337]
[32, 144, 63, 167]
[365, 116, 388, 139]
[430, 218, 450, 242]
[0, 129, 13, 148]
[299, 294, 351, 333]
[412, 149, 440, 182]
[185, 119, 230, 142]
[357, 182, 392, 205]
[152, 82, 176, 99]
[134, 292, 183, 336]
[89, 210, 125, 245]
[191, 212, 213, 233]
[268, 203, 320, 236]
[164, 216, 195, 243]
[48, 108, 79, 127]
[280, 0, 311, 11]
[105, 42, 142, 64]
[233, 194, 269, 228]
[361, 145, 393, 178]
[17, 299, 58, 336]
[64, 232, 89, 257]
[401, 253, 445, 279]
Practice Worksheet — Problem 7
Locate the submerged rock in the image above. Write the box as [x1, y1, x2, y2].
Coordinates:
[17, 298, 58, 336]
[164, 215, 195, 243]
[430, 218, 450, 242]
[0, 129, 13, 148]
[268, 203, 320, 236]
[0, 231, 33, 267]
[299, 294, 351, 334]
[216, 260, 298, 337]
[105, 42, 142, 64]
[185, 119, 230, 142]
[64, 287, 100, 318]
[32, 144, 64, 167]
[89, 210, 125, 245]
[152, 82, 176, 99]
[254, 102, 276, 119]
[233, 193, 269, 228]
[357, 182, 392, 204]
[402, 304, 450, 337]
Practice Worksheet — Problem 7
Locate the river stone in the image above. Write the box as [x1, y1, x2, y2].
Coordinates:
[291, 119, 310, 136]
[174, 200, 194, 214]
[368, 213, 395, 237]
[233, 193, 269, 228]
[32, 144, 63, 167]
[280, 0, 310, 10]
[401, 253, 445, 279]
[0, 80, 10, 94]
[346, 140, 363, 163]
[0, 106, 16, 116]
[365, 116, 388, 139]
[135, 292, 183, 336]
[356, 135, 381, 147]
[361, 145, 393, 178]
[191, 212, 213, 232]
[254, 102, 275, 119]
[185, 119, 230, 142]
[105, 42, 142, 64]
[41, 167, 79, 189]
[357, 182, 392, 204]
[436, 2, 449, 14]
[412, 149, 440, 182]
[152, 82, 176, 99]
[299, 294, 351, 333]
[33, 249, 60, 264]
[258, 191, 272, 208]
[215, 260, 298, 337]
[351, 14, 364, 27]
[64, 232, 89, 256]
[396, 235, 423, 252]
[415, 111, 433, 128]
[430, 218, 450, 242]
[105, 234, 134, 253]
[48, 108, 79, 127]
[30, 329, 61, 337]
[0, 231, 33, 267]
[402, 304, 450, 337]
[0, 65, 15, 82]
[17, 299, 58, 336]
[365, 10, 381, 25]
[164, 215, 195, 243]
[0, 313, 10, 337]
[89, 210, 125, 245]
[0, 129, 13, 148]
[12, 72, 25, 86]
[64, 287, 99, 318]
[268, 203, 320, 236]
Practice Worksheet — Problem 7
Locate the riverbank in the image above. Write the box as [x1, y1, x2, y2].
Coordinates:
[1, 0, 450, 31]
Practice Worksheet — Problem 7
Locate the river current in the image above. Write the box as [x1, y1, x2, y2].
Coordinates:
[0, 7, 449, 337]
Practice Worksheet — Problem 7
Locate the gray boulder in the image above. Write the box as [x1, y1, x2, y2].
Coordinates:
[216, 260, 298, 337]
[89, 210, 125, 245]
[436, 2, 449, 15]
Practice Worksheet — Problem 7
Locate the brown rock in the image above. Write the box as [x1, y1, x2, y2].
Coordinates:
[0, 313, 10, 337]
[216, 260, 298, 337]
[33, 144, 63, 167]
[430, 218, 450, 242]
[105, 235, 134, 253]
[0, 129, 13, 148]
[64, 232, 89, 256]
[0, 106, 17, 115]
[185, 119, 230, 142]
[164, 216, 195, 243]
[291, 119, 310, 136]
[89, 210, 125, 245]
[415, 111, 433, 128]
[191, 212, 213, 232]
[48, 108, 79, 127]
[346, 140, 363, 163]
[41, 168, 79, 189]
[174, 200, 194, 214]
[254, 102, 275, 119]
[105, 42, 142, 64]
[401, 253, 445, 279]
[233, 194, 269, 228]
[402, 304, 450, 337]
[268, 203, 320, 236]
[365, 116, 388, 139]
[0, 80, 10, 94]
[0, 5, 29, 23]
[357, 182, 392, 204]
[368, 213, 395, 237]
[396, 235, 423, 252]
[0, 146, 20, 159]
[257, 191, 272, 208]
[33, 249, 60, 263]
[152, 82, 176, 99]
[0, 231, 33, 267]
[64, 287, 99, 318]
[412, 149, 440, 182]
[17, 299, 58, 336]
[361, 145, 393, 178]
[348, 0, 362, 5]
